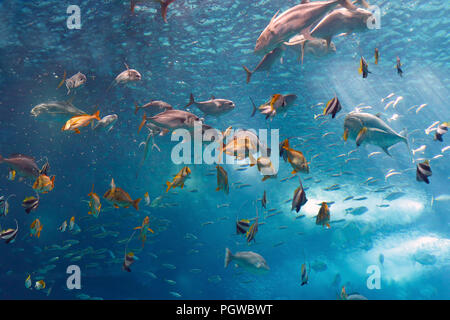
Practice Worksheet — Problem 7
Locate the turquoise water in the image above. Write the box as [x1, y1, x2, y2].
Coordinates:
[0, 0, 449, 299]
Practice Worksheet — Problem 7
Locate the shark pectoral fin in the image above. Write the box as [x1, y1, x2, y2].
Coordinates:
[382, 147, 392, 157]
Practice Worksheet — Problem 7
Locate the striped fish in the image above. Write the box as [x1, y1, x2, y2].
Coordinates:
[416, 160, 432, 184]
[323, 96, 342, 119]
[359, 56, 371, 78]
[434, 123, 448, 142]
[0, 219, 18, 244]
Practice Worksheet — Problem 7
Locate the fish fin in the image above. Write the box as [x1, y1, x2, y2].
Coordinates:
[148, 228, 154, 233]
[93, 110, 101, 121]
[356, 127, 368, 146]
[224, 248, 232, 268]
[216, 187, 220, 191]
[291, 170, 297, 174]
[184, 93, 195, 109]
[269, 10, 280, 26]
[243, 66, 252, 84]
[134, 102, 140, 115]
[138, 113, 147, 133]
[114, 204, 119, 208]
[262, 176, 270, 182]
[57, 71, 66, 89]
[301, 0, 310, 3]
[343, 129, 348, 141]
[382, 147, 392, 157]
[249, 97, 257, 117]
[133, 226, 142, 230]
[165, 181, 171, 192]
[74, 128, 81, 134]
[132, 198, 141, 211]
[160, 0, 174, 23]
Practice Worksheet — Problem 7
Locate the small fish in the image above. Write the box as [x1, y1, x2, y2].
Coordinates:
[358, 56, 370, 78]
[0, 219, 19, 244]
[368, 151, 382, 158]
[25, 274, 32, 289]
[412, 145, 426, 155]
[87, 185, 101, 218]
[0, 194, 15, 217]
[58, 221, 67, 233]
[416, 103, 428, 114]
[122, 252, 135, 272]
[64, 72, 87, 94]
[104, 178, 141, 210]
[323, 96, 342, 119]
[246, 217, 259, 243]
[381, 93, 394, 103]
[144, 192, 151, 206]
[7, 169, 16, 181]
[35, 280, 46, 290]
[166, 167, 191, 193]
[316, 202, 330, 228]
[385, 171, 401, 180]
[134, 216, 154, 247]
[396, 56, 403, 77]
[261, 191, 267, 209]
[292, 178, 307, 213]
[374, 48, 379, 65]
[434, 122, 448, 142]
[216, 165, 229, 194]
[32, 174, 55, 194]
[392, 96, 403, 108]
[416, 160, 432, 184]
[300, 263, 309, 286]
[30, 219, 43, 238]
[425, 121, 440, 135]
[236, 219, 250, 235]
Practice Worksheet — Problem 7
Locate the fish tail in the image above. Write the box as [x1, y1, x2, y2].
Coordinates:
[131, 0, 137, 13]
[138, 113, 147, 133]
[57, 71, 66, 89]
[165, 181, 171, 192]
[243, 66, 252, 84]
[184, 93, 195, 109]
[160, 0, 174, 23]
[93, 110, 101, 121]
[132, 198, 141, 211]
[224, 248, 233, 268]
[134, 102, 140, 115]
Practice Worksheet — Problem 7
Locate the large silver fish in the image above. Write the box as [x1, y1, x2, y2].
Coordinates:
[0, 154, 43, 179]
[31, 101, 87, 123]
[145, 109, 202, 131]
[224, 248, 269, 274]
[310, 7, 374, 47]
[185, 94, 235, 116]
[254, 0, 356, 55]
[343, 112, 408, 155]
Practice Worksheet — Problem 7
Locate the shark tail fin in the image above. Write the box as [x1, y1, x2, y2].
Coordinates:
[243, 66, 252, 84]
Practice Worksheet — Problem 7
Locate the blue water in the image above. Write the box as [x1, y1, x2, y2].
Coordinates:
[0, 0, 449, 300]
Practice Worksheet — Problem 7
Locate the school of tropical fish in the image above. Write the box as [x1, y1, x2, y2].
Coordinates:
[0, 0, 449, 300]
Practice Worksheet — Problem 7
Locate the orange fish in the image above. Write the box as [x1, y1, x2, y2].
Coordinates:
[104, 179, 141, 210]
[316, 202, 330, 228]
[134, 216, 154, 247]
[166, 166, 191, 192]
[32, 174, 55, 194]
[62, 110, 101, 134]
[283, 146, 309, 174]
[30, 219, 43, 238]
[88, 184, 101, 218]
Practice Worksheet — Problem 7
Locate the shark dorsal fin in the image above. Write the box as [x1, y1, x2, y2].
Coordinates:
[270, 10, 280, 25]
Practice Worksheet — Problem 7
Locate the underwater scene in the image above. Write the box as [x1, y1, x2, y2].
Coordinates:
[0, 0, 449, 300]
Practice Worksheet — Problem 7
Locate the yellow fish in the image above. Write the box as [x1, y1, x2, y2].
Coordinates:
[32, 174, 55, 194]
[62, 110, 101, 134]
[134, 216, 154, 247]
[166, 167, 191, 192]
[88, 184, 101, 218]
[30, 219, 43, 238]
[283, 146, 309, 174]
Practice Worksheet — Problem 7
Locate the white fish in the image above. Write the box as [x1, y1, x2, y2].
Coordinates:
[415, 103, 428, 114]
[432, 154, 443, 160]
[407, 105, 418, 112]
[385, 171, 401, 180]
[392, 96, 403, 108]
[368, 151, 382, 158]
[441, 146, 450, 153]
[425, 121, 440, 135]
[412, 145, 426, 155]
[381, 93, 395, 102]
[388, 113, 400, 122]
[434, 194, 450, 201]
[384, 100, 395, 110]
